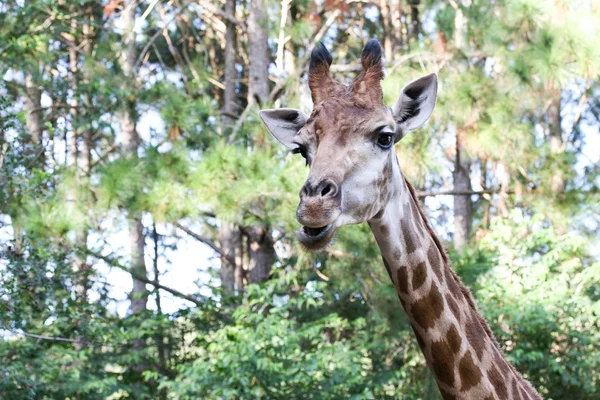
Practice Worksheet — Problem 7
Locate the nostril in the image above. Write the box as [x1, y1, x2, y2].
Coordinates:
[300, 183, 311, 198]
[319, 181, 337, 197]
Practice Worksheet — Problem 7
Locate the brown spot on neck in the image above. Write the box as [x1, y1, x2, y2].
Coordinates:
[458, 350, 482, 391]
[430, 339, 456, 387]
[439, 388, 457, 400]
[447, 324, 462, 354]
[428, 243, 444, 280]
[396, 265, 409, 295]
[403, 230, 418, 254]
[410, 284, 444, 330]
[411, 261, 427, 290]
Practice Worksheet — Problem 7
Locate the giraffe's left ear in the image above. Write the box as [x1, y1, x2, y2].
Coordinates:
[392, 73, 438, 138]
[259, 108, 309, 150]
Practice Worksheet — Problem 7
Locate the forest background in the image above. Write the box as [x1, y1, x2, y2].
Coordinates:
[1, 0, 599, 399]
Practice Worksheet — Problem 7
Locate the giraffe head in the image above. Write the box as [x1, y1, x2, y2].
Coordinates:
[260, 39, 437, 250]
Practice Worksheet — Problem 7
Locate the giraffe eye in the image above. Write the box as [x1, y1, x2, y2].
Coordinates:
[377, 134, 394, 148]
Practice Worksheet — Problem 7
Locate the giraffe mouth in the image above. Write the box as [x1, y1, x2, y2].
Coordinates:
[297, 223, 335, 250]
[303, 225, 329, 236]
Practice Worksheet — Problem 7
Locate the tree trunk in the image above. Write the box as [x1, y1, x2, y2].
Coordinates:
[247, 0, 269, 105]
[223, 0, 237, 120]
[409, 0, 420, 43]
[453, 132, 472, 251]
[218, 223, 241, 294]
[479, 157, 490, 230]
[68, 11, 94, 306]
[496, 161, 510, 218]
[128, 216, 148, 314]
[152, 222, 168, 400]
[240, 0, 275, 288]
[547, 91, 565, 195]
[452, 0, 471, 50]
[390, 0, 403, 53]
[119, 0, 148, 316]
[23, 72, 43, 166]
[245, 225, 275, 284]
[379, 0, 393, 61]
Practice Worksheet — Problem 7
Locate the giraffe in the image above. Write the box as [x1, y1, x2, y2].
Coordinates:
[259, 40, 543, 400]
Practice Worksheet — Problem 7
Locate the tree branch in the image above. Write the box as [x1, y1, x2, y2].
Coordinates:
[268, 8, 342, 103]
[3, 328, 83, 344]
[172, 222, 236, 267]
[88, 250, 205, 307]
[196, 0, 246, 31]
[135, 4, 190, 69]
[416, 188, 515, 198]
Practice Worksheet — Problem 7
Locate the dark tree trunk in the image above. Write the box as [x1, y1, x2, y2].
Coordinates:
[391, 0, 403, 53]
[245, 225, 275, 284]
[379, 0, 393, 61]
[223, 0, 237, 120]
[479, 157, 490, 230]
[238, 0, 275, 288]
[218, 223, 241, 294]
[23, 72, 43, 166]
[247, 0, 269, 105]
[453, 132, 472, 251]
[409, 0, 420, 43]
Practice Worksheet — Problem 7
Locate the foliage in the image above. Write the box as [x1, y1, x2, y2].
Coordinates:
[0, 0, 599, 399]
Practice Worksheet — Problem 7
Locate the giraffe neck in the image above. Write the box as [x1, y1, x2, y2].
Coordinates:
[368, 156, 541, 400]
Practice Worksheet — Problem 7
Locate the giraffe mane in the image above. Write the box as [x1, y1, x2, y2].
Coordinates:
[403, 176, 500, 347]
[404, 175, 540, 396]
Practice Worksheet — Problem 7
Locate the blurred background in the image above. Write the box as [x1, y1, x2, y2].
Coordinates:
[1, 0, 599, 399]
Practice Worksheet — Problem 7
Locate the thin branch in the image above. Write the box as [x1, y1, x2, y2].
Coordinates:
[230, 102, 255, 137]
[172, 222, 236, 267]
[3, 329, 82, 344]
[561, 87, 590, 152]
[416, 188, 515, 198]
[196, 0, 246, 31]
[268, 8, 342, 103]
[135, 4, 189, 69]
[88, 250, 205, 307]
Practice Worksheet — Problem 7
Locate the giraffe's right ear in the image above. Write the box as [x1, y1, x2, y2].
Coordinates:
[259, 108, 308, 150]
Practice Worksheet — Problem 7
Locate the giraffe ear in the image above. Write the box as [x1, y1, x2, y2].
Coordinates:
[259, 108, 308, 150]
[393, 73, 438, 137]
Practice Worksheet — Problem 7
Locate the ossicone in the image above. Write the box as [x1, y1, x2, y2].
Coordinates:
[351, 39, 384, 106]
[308, 42, 336, 105]
[310, 42, 333, 71]
[361, 39, 383, 70]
